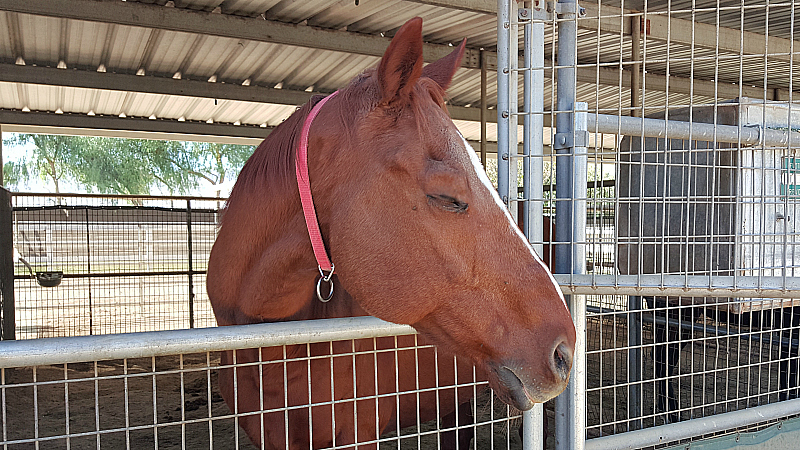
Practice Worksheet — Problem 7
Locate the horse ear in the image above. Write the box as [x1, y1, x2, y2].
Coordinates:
[378, 17, 424, 106]
[421, 38, 466, 90]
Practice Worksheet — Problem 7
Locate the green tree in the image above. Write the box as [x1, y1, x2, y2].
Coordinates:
[4, 134, 253, 196]
[76, 138, 199, 195]
[3, 134, 89, 193]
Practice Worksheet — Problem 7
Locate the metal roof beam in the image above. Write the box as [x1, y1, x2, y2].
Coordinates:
[0, 110, 272, 143]
[0, 110, 499, 151]
[1, 64, 314, 105]
[0, 64, 490, 123]
[0, 0, 481, 68]
[0, 63, 787, 127]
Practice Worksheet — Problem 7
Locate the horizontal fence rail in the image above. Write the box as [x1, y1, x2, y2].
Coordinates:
[585, 397, 800, 450]
[556, 274, 800, 299]
[0, 317, 414, 368]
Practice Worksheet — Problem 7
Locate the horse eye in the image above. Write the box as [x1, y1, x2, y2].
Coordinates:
[427, 195, 468, 213]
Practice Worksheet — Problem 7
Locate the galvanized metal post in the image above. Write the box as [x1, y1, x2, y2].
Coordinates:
[497, 0, 518, 219]
[0, 187, 15, 340]
[553, 0, 587, 447]
[521, 1, 548, 448]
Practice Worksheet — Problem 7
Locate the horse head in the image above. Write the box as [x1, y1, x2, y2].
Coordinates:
[295, 17, 576, 408]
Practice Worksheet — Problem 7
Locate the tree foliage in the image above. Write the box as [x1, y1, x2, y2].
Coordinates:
[2, 160, 29, 191]
[3, 134, 88, 194]
[3, 133, 255, 196]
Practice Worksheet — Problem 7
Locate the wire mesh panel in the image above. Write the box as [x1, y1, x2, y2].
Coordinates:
[10, 194, 221, 339]
[498, 0, 800, 448]
[0, 318, 523, 450]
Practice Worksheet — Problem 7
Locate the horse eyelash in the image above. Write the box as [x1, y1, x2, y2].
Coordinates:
[427, 194, 468, 213]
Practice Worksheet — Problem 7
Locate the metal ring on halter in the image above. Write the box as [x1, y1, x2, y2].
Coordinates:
[316, 265, 335, 302]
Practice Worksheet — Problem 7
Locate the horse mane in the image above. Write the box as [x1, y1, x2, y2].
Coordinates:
[223, 95, 325, 218]
[222, 72, 448, 223]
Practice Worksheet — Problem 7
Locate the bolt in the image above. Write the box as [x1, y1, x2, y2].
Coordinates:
[501, 111, 509, 118]
[559, 135, 567, 145]
[501, 153, 509, 161]
[520, 9, 528, 17]
[504, 22, 510, 29]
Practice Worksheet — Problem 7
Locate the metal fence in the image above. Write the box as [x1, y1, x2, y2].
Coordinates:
[496, 0, 800, 449]
[3, 193, 222, 340]
[0, 317, 524, 450]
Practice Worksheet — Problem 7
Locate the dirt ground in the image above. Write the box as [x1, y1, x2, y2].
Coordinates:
[1, 353, 534, 450]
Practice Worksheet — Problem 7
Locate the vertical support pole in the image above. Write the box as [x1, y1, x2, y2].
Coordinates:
[628, 295, 643, 430]
[554, 0, 587, 447]
[628, 13, 643, 430]
[85, 208, 93, 336]
[481, 50, 489, 168]
[187, 200, 195, 329]
[554, 104, 588, 450]
[630, 15, 642, 118]
[521, 2, 547, 448]
[0, 188, 15, 340]
[497, 0, 519, 220]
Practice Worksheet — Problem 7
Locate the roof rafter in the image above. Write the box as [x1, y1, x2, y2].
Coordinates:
[0, 63, 490, 123]
[0, 110, 271, 140]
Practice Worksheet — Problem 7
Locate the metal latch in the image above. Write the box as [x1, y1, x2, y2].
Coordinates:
[547, 0, 586, 17]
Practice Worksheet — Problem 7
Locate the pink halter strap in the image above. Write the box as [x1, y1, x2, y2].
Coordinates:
[295, 91, 338, 298]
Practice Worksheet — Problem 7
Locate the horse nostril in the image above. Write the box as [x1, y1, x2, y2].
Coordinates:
[552, 342, 573, 382]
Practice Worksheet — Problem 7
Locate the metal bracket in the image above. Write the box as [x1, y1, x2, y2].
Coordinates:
[742, 125, 763, 147]
[553, 131, 590, 150]
[548, 0, 586, 17]
[463, 49, 481, 69]
[518, 7, 552, 22]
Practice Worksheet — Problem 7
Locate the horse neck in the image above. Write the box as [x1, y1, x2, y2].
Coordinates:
[211, 137, 368, 324]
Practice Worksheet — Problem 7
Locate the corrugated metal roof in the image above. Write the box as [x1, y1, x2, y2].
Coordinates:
[0, 0, 797, 144]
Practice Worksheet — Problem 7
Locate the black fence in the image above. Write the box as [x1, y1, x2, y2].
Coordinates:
[1, 192, 223, 340]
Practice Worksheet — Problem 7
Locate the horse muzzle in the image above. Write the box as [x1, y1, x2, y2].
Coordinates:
[486, 340, 574, 410]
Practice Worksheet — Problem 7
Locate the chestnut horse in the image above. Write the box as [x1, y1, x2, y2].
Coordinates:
[207, 17, 576, 449]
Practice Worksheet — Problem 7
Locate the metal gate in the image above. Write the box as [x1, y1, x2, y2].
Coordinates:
[0, 317, 524, 449]
[496, 0, 800, 448]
